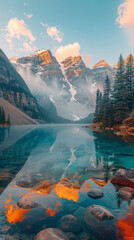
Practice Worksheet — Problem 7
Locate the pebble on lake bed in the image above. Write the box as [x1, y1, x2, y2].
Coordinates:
[118, 186, 134, 201]
[87, 188, 104, 199]
[58, 214, 82, 233]
[65, 232, 79, 240]
[84, 205, 116, 240]
[17, 192, 40, 209]
[34, 228, 69, 240]
[111, 168, 134, 187]
[85, 205, 115, 222]
[78, 232, 91, 240]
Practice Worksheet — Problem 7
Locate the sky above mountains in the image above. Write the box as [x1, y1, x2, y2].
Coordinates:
[0, 0, 134, 67]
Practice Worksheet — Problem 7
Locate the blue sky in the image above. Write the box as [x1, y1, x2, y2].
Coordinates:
[0, 0, 134, 66]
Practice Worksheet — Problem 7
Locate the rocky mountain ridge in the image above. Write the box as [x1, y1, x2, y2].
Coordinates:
[10, 49, 133, 122]
[91, 59, 109, 69]
[11, 50, 94, 121]
[0, 49, 40, 119]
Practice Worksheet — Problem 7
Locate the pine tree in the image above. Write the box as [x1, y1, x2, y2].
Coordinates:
[125, 54, 134, 112]
[103, 75, 111, 127]
[7, 114, 11, 125]
[113, 54, 129, 124]
[0, 106, 6, 124]
[98, 91, 103, 122]
[94, 89, 100, 123]
[94, 89, 103, 123]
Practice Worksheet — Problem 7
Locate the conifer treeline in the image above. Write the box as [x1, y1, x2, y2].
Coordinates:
[94, 54, 134, 127]
[0, 106, 10, 125]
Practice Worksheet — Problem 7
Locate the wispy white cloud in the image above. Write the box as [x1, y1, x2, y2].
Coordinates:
[20, 42, 36, 52]
[40, 22, 46, 27]
[24, 13, 33, 19]
[116, 0, 134, 44]
[55, 42, 80, 62]
[46, 26, 63, 42]
[6, 17, 35, 51]
[40, 22, 63, 42]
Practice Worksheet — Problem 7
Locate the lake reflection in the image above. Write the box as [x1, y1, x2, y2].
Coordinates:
[0, 125, 134, 240]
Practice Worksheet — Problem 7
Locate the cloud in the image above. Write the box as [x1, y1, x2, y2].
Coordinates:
[24, 13, 33, 19]
[116, 0, 134, 44]
[55, 42, 80, 62]
[40, 22, 63, 42]
[6, 18, 35, 48]
[20, 42, 36, 52]
[46, 26, 63, 42]
[40, 22, 46, 27]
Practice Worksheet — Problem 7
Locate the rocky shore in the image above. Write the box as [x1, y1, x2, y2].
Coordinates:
[86, 112, 134, 138]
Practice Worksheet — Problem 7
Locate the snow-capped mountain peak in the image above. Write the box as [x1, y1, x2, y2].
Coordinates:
[10, 50, 111, 122]
[34, 49, 47, 55]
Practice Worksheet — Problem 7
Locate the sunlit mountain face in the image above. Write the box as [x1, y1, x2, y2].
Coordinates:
[0, 124, 134, 239]
[10, 49, 117, 122]
[11, 50, 132, 123]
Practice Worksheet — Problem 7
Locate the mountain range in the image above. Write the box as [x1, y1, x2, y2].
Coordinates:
[0, 48, 132, 124]
[10, 49, 117, 122]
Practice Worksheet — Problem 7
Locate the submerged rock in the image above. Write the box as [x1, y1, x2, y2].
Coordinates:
[34, 228, 69, 240]
[87, 188, 104, 199]
[78, 232, 91, 240]
[65, 232, 79, 240]
[88, 205, 115, 221]
[58, 214, 82, 233]
[84, 205, 116, 240]
[127, 127, 134, 133]
[111, 168, 134, 187]
[119, 186, 134, 201]
[17, 193, 40, 209]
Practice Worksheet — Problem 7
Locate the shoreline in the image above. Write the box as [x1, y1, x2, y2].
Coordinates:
[86, 122, 134, 137]
[0, 123, 10, 127]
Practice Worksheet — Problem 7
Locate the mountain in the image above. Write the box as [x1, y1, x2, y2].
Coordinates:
[91, 59, 109, 69]
[0, 49, 40, 119]
[11, 50, 95, 122]
[61, 56, 91, 104]
[112, 53, 134, 69]
[90, 59, 115, 91]
[0, 98, 39, 125]
[10, 50, 134, 123]
[16, 49, 64, 86]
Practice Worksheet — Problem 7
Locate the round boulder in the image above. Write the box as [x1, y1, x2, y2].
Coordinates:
[87, 188, 104, 199]
[17, 193, 40, 209]
[78, 232, 91, 240]
[34, 228, 69, 240]
[65, 232, 79, 240]
[84, 205, 116, 240]
[88, 205, 115, 221]
[111, 169, 134, 187]
[119, 187, 134, 201]
[58, 214, 82, 233]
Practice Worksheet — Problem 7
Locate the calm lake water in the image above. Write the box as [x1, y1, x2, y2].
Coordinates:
[0, 124, 134, 240]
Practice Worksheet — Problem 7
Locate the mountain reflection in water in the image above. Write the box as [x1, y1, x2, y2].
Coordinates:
[0, 124, 134, 240]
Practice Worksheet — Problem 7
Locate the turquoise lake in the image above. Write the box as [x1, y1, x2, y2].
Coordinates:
[0, 124, 134, 240]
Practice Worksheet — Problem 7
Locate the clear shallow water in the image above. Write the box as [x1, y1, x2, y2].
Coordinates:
[0, 124, 134, 240]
